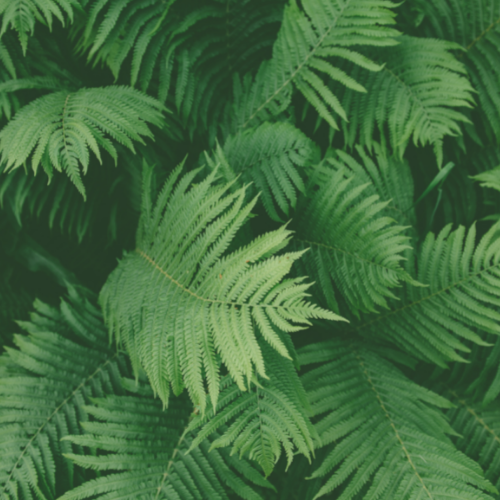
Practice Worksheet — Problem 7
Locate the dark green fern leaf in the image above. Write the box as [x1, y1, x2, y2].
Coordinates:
[99, 161, 342, 414]
[299, 340, 497, 499]
[336, 36, 475, 166]
[0, 86, 166, 198]
[206, 121, 320, 222]
[187, 341, 317, 477]
[354, 222, 500, 366]
[409, 0, 500, 145]
[229, 0, 400, 132]
[60, 381, 273, 500]
[292, 152, 418, 317]
[0, 288, 128, 500]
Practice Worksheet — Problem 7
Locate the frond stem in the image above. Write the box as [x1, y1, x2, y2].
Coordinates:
[464, 17, 500, 53]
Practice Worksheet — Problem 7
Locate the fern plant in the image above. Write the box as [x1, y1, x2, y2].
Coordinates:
[2, 0, 500, 499]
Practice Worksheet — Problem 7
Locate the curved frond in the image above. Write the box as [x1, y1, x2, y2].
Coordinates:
[0, 86, 166, 198]
[473, 165, 500, 192]
[99, 162, 341, 414]
[206, 121, 320, 221]
[409, 0, 500, 144]
[187, 342, 316, 477]
[0, 0, 81, 54]
[0, 288, 128, 500]
[60, 384, 273, 500]
[292, 151, 418, 317]
[299, 340, 496, 499]
[230, 0, 400, 132]
[354, 222, 500, 365]
[337, 36, 475, 166]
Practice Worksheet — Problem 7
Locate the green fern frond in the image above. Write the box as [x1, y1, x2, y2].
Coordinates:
[0, 86, 166, 198]
[446, 394, 500, 495]
[230, 0, 400, 132]
[298, 340, 497, 499]
[99, 161, 342, 414]
[354, 222, 500, 365]
[410, 0, 500, 144]
[473, 165, 500, 191]
[60, 384, 274, 500]
[206, 121, 320, 221]
[0, 0, 81, 54]
[336, 36, 475, 166]
[0, 288, 128, 500]
[187, 342, 316, 477]
[292, 152, 418, 317]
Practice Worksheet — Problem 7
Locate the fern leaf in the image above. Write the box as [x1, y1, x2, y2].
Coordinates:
[337, 36, 475, 166]
[353, 222, 500, 366]
[99, 162, 342, 414]
[292, 151, 418, 317]
[60, 383, 273, 500]
[409, 0, 500, 144]
[473, 165, 500, 192]
[0, 0, 81, 54]
[446, 394, 500, 495]
[232, 0, 400, 132]
[0, 288, 128, 500]
[187, 342, 316, 477]
[206, 121, 320, 222]
[299, 340, 497, 499]
[0, 86, 166, 198]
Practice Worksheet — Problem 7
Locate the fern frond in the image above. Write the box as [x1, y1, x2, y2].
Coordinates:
[60, 384, 274, 500]
[206, 121, 320, 221]
[299, 340, 497, 499]
[410, 0, 500, 144]
[0, 86, 166, 198]
[336, 36, 475, 166]
[292, 152, 418, 317]
[187, 342, 316, 477]
[0, 288, 128, 500]
[473, 165, 500, 191]
[354, 222, 500, 365]
[0, 0, 81, 54]
[230, 0, 400, 132]
[445, 393, 500, 494]
[99, 161, 342, 414]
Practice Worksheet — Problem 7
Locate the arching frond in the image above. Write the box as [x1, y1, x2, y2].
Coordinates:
[187, 342, 316, 477]
[0, 288, 128, 500]
[60, 383, 273, 500]
[299, 340, 496, 500]
[409, 0, 500, 144]
[354, 222, 500, 366]
[473, 165, 500, 192]
[292, 152, 418, 317]
[0, 0, 81, 54]
[337, 36, 475, 166]
[205, 121, 320, 221]
[230, 0, 400, 132]
[0, 86, 166, 198]
[99, 161, 341, 414]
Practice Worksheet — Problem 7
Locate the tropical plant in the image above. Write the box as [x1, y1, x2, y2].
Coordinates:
[2, 0, 500, 499]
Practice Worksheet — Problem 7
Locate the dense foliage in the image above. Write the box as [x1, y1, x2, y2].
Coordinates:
[1, 0, 500, 498]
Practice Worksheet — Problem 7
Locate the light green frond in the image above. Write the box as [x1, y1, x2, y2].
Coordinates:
[336, 36, 475, 166]
[298, 340, 496, 499]
[230, 0, 400, 132]
[0, 86, 166, 198]
[0, 288, 128, 500]
[473, 165, 500, 191]
[292, 152, 418, 317]
[355, 222, 500, 366]
[187, 341, 316, 477]
[409, 0, 500, 144]
[59, 386, 273, 500]
[0, 0, 81, 54]
[99, 162, 342, 414]
[206, 121, 320, 222]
